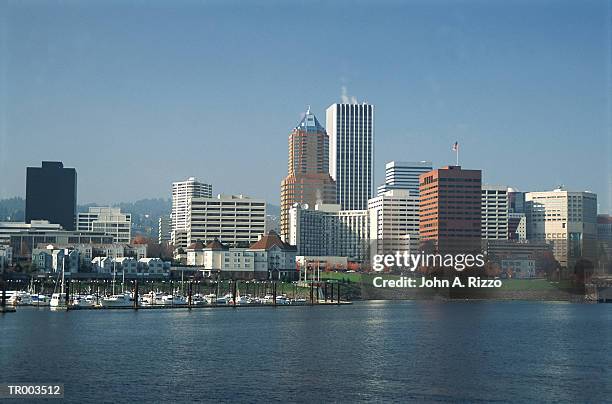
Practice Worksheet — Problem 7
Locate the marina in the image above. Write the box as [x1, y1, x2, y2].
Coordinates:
[1, 277, 351, 311]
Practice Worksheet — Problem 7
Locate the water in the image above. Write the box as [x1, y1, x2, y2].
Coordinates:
[1, 301, 611, 403]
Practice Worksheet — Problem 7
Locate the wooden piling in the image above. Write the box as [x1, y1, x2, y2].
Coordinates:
[1, 278, 6, 308]
[310, 281, 314, 305]
[273, 281, 276, 307]
[65, 279, 70, 309]
[134, 279, 139, 310]
[232, 280, 237, 307]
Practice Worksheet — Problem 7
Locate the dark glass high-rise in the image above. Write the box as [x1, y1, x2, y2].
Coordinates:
[25, 161, 77, 230]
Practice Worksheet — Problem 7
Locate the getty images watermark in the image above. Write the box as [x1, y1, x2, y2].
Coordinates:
[371, 250, 503, 288]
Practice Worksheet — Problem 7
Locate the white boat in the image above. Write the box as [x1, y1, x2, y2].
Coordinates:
[50, 247, 70, 310]
[234, 290, 251, 305]
[6, 291, 33, 306]
[161, 294, 187, 306]
[191, 294, 209, 306]
[72, 295, 94, 308]
[140, 292, 164, 306]
[50, 292, 68, 310]
[215, 293, 233, 305]
[262, 294, 275, 304]
[31, 294, 51, 306]
[291, 298, 307, 305]
[141, 292, 161, 306]
[100, 293, 132, 308]
[275, 295, 289, 305]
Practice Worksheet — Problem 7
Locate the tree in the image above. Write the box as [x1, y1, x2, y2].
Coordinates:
[573, 258, 594, 284]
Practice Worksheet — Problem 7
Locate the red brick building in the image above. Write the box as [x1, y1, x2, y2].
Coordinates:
[419, 166, 482, 253]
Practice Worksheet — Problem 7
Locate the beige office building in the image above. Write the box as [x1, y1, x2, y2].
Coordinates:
[525, 189, 598, 269]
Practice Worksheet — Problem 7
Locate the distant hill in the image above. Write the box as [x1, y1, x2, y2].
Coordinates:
[0, 197, 25, 221]
[105, 198, 172, 238]
[0, 196, 171, 238]
[1, 197, 277, 238]
[267, 203, 280, 216]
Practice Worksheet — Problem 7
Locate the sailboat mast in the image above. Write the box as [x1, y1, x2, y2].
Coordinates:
[61, 251, 65, 295]
[112, 259, 116, 295]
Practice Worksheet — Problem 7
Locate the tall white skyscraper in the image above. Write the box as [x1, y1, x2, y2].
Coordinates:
[171, 177, 212, 245]
[326, 103, 374, 210]
[377, 161, 432, 197]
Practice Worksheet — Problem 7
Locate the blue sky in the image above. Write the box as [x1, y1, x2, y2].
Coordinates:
[1, 0, 610, 212]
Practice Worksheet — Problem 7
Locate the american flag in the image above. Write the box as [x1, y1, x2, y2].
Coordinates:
[452, 141, 459, 151]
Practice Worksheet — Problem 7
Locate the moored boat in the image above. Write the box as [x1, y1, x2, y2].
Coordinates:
[6, 291, 33, 306]
[31, 294, 51, 306]
[50, 292, 68, 310]
[100, 293, 132, 308]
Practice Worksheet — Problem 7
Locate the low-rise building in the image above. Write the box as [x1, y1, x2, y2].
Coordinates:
[115, 257, 138, 274]
[483, 239, 554, 275]
[248, 231, 297, 280]
[0, 220, 63, 244]
[138, 258, 167, 275]
[0, 245, 12, 269]
[185, 239, 266, 280]
[289, 203, 369, 262]
[77, 207, 132, 243]
[501, 258, 536, 279]
[33, 243, 146, 270]
[91, 256, 114, 273]
[93, 256, 161, 275]
[32, 247, 79, 274]
[10, 229, 114, 260]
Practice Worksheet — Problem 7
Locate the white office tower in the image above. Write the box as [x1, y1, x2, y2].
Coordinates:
[288, 203, 369, 262]
[525, 189, 598, 269]
[481, 185, 509, 240]
[368, 189, 420, 255]
[326, 102, 374, 210]
[76, 207, 132, 243]
[377, 161, 432, 197]
[187, 194, 266, 247]
[171, 177, 212, 246]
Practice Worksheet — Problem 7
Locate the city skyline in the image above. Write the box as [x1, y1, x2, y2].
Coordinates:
[0, 1, 610, 212]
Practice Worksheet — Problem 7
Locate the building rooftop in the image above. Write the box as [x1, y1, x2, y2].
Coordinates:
[295, 107, 325, 133]
[249, 231, 296, 251]
[205, 239, 229, 250]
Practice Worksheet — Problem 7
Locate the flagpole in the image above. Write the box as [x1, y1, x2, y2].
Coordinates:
[456, 147, 459, 166]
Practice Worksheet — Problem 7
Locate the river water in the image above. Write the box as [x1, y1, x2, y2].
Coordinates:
[1, 301, 611, 402]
